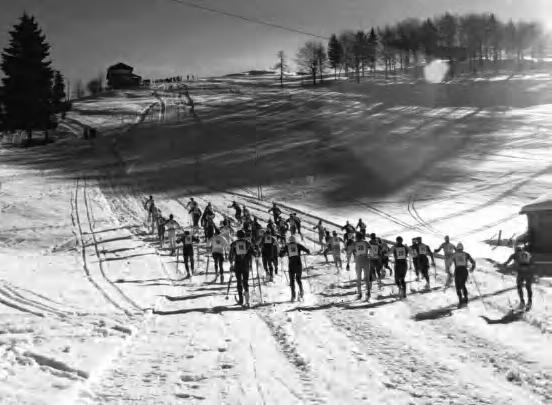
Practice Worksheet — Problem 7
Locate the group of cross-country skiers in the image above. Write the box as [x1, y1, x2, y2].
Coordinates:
[143, 196, 535, 311]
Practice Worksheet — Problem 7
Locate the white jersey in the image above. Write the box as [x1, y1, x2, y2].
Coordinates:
[210, 235, 227, 254]
[440, 242, 455, 256]
[166, 219, 178, 231]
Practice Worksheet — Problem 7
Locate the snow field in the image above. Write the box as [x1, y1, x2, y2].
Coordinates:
[2, 72, 552, 403]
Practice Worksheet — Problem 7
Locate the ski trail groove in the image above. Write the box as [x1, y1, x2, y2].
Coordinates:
[82, 177, 144, 313]
[73, 178, 128, 314]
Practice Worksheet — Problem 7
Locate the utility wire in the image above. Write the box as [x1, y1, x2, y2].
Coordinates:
[164, 0, 330, 40]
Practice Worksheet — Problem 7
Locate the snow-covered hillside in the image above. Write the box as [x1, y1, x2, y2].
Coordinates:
[1, 72, 552, 404]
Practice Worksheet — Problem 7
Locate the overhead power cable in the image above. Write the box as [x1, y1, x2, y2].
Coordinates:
[164, 0, 330, 40]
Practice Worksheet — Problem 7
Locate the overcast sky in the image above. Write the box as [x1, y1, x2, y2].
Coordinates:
[1, 0, 551, 82]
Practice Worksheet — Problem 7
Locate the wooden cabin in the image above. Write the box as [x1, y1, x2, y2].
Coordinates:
[520, 195, 552, 275]
[106, 63, 142, 89]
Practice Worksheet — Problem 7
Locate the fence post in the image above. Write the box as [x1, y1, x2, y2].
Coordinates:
[497, 230, 502, 246]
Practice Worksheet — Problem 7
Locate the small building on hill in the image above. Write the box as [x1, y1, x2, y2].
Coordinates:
[520, 194, 552, 254]
[106, 63, 141, 89]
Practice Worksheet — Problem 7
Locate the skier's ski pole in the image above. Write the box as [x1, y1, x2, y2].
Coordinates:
[205, 251, 210, 279]
[250, 262, 255, 293]
[303, 255, 314, 294]
[409, 260, 414, 292]
[256, 257, 263, 303]
[225, 272, 234, 300]
[470, 272, 488, 312]
[283, 263, 290, 285]
[176, 246, 181, 276]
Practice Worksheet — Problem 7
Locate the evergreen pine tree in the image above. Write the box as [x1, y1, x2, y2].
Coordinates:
[0, 14, 55, 143]
[327, 34, 343, 79]
[52, 70, 67, 116]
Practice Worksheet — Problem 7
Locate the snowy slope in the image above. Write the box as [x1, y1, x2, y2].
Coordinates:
[1, 72, 552, 404]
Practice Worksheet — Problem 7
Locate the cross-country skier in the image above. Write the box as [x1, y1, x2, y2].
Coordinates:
[313, 220, 325, 252]
[209, 229, 228, 283]
[292, 213, 303, 239]
[255, 227, 266, 246]
[164, 214, 180, 255]
[221, 215, 232, 228]
[409, 238, 420, 281]
[177, 231, 199, 278]
[242, 206, 251, 224]
[219, 222, 234, 259]
[378, 237, 392, 276]
[356, 219, 367, 237]
[503, 246, 534, 310]
[414, 237, 435, 290]
[242, 221, 253, 241]
[203, 216, 217, 242]
[268, 202, 282, 223]
[251, 217, 263, 241]
[341, 221, 355, 242]
[452, 243, 476, 308]
[157, 210, 166, 248]
[266, 219, 278, 236]
[201, 202, 215, 227]
[229, 230, 256, 307]
[390, 236, 409, 298]
[368, 233, 383, 287]
[228, 201, 242, 223]
[353, 232, 372, 301]
[328, 231, 343, 271]
[322, 229, 332, 264]
[285, 213, 301, 238]
[261, 229, 279, 282]
[434, 235, 456, 288]
[186, 197, 198, 212]
[345, 236, 356, 271]
[277, 217, 289, 243]
[279, 235, 310, 302]
[143, 195, 154, 228]
[190, 205, 202, 228]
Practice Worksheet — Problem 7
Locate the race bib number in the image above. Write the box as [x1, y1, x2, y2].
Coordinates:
[455, 253, 467, 267]
[418, 244, 428, 255]
[370, 244, 379, 256]
[396, 247, 406, 260]
[520, 252, 531, 265]
[236, 241, 247, 255]
[264, 236, 272, 244]
[355, 242, 367, 255]
[184, 236, 192, 245]
[288, 243, 299, 257]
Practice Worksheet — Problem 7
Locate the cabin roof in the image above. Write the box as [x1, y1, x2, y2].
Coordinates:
[108, 62, 133, 71]
[520, 194, 552, 214]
